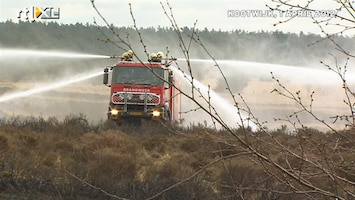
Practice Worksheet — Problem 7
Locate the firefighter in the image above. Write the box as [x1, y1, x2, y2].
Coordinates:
[156, 51, 164, 61]
[121, 50, 134, 61]
[150, 53, 158, 62]
[127, 50, 134, 58]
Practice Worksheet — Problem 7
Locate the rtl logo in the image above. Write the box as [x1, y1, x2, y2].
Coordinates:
[18, 6, 60, 21]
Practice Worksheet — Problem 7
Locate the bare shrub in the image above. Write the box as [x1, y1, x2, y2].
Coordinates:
[2, 0, 355, 199]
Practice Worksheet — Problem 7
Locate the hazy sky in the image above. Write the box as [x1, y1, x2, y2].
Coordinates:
[0, 0, 352, 35]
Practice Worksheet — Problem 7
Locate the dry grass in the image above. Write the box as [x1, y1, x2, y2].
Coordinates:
[0, 115, 354, 199]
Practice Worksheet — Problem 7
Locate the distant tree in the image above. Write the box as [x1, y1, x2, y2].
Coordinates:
[1, 21, 354, 65]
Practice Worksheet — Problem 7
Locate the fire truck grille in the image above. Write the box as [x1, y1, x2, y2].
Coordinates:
[112, 92, 160, 105]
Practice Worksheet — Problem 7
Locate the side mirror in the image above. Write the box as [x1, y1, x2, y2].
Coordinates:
[103, 68, 109, 85]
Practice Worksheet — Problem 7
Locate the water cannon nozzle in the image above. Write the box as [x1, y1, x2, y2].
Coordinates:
[109, 55, 119, 58]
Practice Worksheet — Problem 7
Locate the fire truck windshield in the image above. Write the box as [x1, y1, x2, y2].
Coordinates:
[112, 66, 164, 86]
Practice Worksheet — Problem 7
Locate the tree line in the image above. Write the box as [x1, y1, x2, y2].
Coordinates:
[1, 20, 354, 66]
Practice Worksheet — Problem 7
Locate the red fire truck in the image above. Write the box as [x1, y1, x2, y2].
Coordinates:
[103, 51, 180, 123]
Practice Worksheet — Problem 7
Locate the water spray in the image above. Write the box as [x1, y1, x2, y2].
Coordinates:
[170, 66, 256, 129]
[0, 70, 104, 103]
[0, 48, 111, 59]
[176, 58, 355, 84]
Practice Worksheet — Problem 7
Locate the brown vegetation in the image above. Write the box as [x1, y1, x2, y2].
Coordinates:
[0, 1, 354, 199]
[0, 115, 354, 199]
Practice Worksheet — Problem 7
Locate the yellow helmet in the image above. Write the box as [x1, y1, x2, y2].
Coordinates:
[121, 52, 130, 60]
[127, 50, 134, 57]
[150, 53, 157, 59]
[156, 51, 165, 59]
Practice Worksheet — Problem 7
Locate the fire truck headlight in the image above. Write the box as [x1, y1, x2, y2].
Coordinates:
[111, 109, 119, 115]
[126, 93, 133, 100]
[139, 94, 146, 100]
[118, 93, 125, 99]
[139, 94, 154, 101]
[147, 94, 153, 101]
[152, 110, 161, 117]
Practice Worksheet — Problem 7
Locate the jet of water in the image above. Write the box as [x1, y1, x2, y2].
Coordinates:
[0, 48, 110, 59]
[176, 58, 355, 130]
[170, 66, 256, 130]
[177, 58, 355, 85]
[0, 70, 104, 103]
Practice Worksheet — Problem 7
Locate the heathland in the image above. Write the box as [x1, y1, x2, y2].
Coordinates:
[0, 21, 354, 199]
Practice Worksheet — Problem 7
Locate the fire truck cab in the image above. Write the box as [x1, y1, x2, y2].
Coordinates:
[103, 51, 180, 123]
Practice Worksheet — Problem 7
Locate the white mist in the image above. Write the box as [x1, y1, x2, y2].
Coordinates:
[0, 48, 110, 59]
[171, 66, 256, 130]
[0, 70, 104, 103]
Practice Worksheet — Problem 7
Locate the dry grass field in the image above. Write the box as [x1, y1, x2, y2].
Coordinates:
[0, 115, 354, 199]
